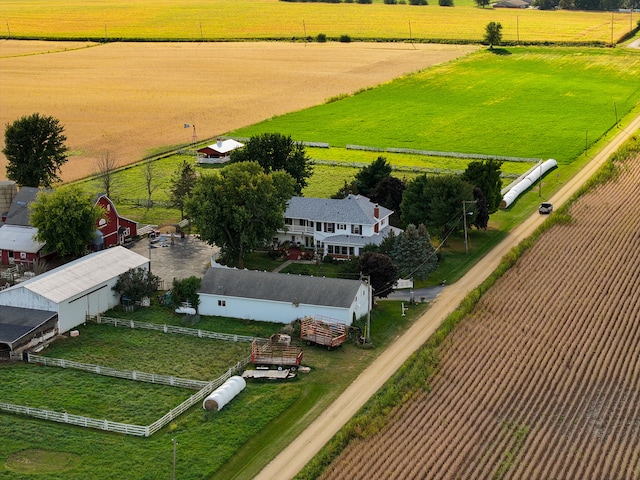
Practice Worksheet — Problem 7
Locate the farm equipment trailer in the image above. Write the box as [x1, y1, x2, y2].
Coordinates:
[300, 315, 348, 350]
[251, 336, 303, 369]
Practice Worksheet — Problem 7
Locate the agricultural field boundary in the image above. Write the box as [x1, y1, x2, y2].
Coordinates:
[255, 111, 640, 480]
[1, 316, 257, 437]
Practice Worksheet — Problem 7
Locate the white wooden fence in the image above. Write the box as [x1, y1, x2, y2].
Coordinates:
[90, 315, 257, 343]
[3, 317, 257, 436]
[27, 354, 210, 390]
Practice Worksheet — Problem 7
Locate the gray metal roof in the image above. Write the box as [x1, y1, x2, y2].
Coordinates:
[199, 267, 363, 308]
[1, 246, 149, 304]
[324, 225, 402, 246]
[0, 224, 45, 253]
[0, 305, 57, 346]
[4, 187, 47, 226]
[285, 194, 392, 225]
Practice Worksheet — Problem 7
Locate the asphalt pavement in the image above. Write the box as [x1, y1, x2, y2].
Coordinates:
[127, 234, 218, 289]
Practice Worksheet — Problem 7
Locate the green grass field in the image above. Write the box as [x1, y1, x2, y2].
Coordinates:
[232, 47, 640, 165]
[0, 302, 427, 479]
[0, 0, 635, 43]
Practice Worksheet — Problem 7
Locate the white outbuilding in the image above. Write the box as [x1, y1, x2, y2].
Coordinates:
[197, 267, 371, 325]
[0, 246, 149, 334]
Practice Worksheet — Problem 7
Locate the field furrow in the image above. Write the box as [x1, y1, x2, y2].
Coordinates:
[320, 153, 640, 479]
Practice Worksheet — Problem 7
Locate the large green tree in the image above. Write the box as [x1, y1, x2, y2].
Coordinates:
[185, 161, 295, 268]
[113, 267, 161, 303]
[461, 159, 503, 214]
[3, 113, 69, 187]
[391, 224, 438, 280]
[359, 252, 398, 298]
[229, 133, 312, 195]
[170, 159, 198, 220]
[401, 174, 475, 237]
[30, 185, 104, 257]
[354, 156, 393, 197]
[484, 22, 503, 49]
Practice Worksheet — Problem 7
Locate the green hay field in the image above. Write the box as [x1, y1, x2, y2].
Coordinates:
[232, 47, 640, 165]
[0, 0, 635, 44]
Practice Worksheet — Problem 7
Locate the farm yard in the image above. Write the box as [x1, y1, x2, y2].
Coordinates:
[317, 146, 640, 479]
[2, 0, 640, 477]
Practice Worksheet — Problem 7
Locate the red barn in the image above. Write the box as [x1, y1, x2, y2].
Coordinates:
[94, 195, 138, 249]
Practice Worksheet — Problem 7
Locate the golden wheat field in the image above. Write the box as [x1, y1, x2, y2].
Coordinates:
[321, 150, 640, 478]
[0, 40, 477, 183]
[0, 0, 634, 43]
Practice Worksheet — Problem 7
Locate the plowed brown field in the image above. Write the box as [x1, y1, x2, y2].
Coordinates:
[0, 40, 476, 183]
[320, 151, 640, 478]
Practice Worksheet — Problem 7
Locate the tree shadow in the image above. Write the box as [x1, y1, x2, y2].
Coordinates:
[488, 47, 512, 56]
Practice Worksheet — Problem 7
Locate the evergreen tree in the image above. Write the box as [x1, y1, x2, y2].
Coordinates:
[391, 224, 438, 280]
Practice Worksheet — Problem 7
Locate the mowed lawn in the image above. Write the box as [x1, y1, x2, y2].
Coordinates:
[232, 47, 640, 166]
[0, 0, 634, 43]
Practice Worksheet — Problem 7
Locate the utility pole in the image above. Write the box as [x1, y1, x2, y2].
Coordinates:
[462, 200, 475, 255]
[172, 438, 177, 480]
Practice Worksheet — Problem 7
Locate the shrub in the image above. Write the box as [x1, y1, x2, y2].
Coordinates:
[339, 34, 352, 43]
[323, 255, 335, 264]
[357, 0, 373, 3]
[409, 0, 428, 3]
[316, 33, 327, 42]
[439, 0, 453, 5]
[384, 0, 398, 3]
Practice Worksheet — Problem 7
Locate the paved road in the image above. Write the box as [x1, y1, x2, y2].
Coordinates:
[254, 115, 640, 480]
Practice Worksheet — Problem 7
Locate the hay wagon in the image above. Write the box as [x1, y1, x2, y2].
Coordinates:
[300, 315, 348, 350]
[251, 336, 303, 369]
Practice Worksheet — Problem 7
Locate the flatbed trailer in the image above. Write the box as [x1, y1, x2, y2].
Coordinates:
[251, 338, 303, 368]
[300, 315, 348, 349]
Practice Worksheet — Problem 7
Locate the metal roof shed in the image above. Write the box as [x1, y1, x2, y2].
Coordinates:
[0, 246, 149, 333]
[0, 305, 57, 355]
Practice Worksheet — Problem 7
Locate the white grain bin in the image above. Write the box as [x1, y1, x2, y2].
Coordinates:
[0, 181, 17, 216]
[203, 375, 246, 411]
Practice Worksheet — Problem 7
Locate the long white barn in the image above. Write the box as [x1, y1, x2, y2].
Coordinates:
[198, 267, 371, 325]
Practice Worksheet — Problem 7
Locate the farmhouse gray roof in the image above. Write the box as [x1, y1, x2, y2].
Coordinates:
[285, 194, 392, 225]
[324, 225, 402, 246]
[199, 267, 363, 308]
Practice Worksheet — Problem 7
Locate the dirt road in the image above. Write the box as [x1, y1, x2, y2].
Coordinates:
[254, 116, 640, 480]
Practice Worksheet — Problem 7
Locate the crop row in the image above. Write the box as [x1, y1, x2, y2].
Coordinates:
[321, 154, 640, 478]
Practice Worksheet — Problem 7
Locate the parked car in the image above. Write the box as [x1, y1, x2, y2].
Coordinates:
[539, 202, 553, 214]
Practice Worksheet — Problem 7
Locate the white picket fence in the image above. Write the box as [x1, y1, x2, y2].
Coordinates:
[3, 317, 256, 436]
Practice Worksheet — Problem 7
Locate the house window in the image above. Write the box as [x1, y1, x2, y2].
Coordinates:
[106, 204, 111, 212]
[327, 245, 334, 254]
[337, 223, 346, 230]
[20, 252, 27, 259]
[351, 225, 362, 235]
[316, 222, 322, 231]
[349, 247, 354, 256]
[341, 246, 348, 255]
[285, 218, 293, 225]
[218, 300, 226, 307]
[299, 219, 306, 226]
[325, 223, 335, 233]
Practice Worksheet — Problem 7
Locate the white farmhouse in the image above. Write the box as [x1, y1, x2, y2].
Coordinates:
[197, 267, 371, 325]
[276, 194, 401, 259]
